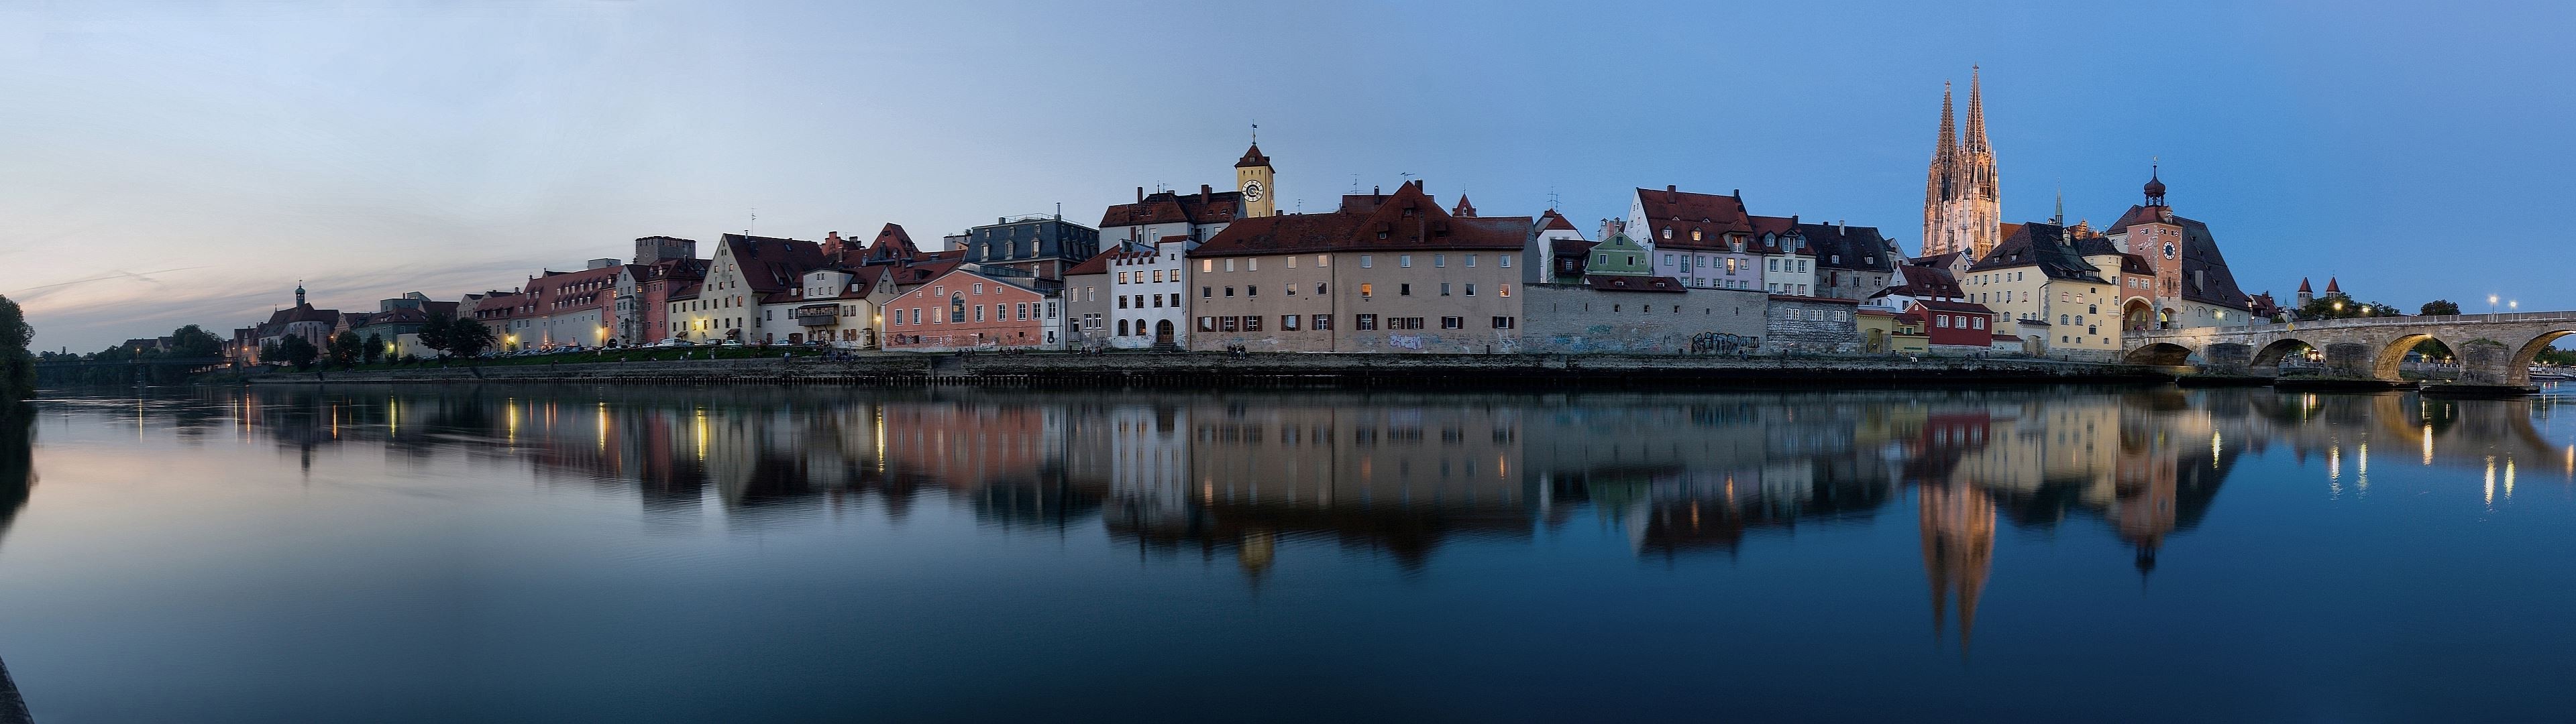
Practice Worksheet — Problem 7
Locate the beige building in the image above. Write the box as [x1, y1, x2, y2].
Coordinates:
[1185, 182, 1529, 353]
[1961, 222, 2125, 358]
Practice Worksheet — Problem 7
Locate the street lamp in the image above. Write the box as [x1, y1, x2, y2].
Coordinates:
[2491, 294, 2501, 316]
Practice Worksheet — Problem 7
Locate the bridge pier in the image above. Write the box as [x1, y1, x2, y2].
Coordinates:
[2425, 340, 2538, 396]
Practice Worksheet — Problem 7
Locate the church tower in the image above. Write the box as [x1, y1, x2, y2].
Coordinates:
[1236, 141, 1275, 218]
[1922, 68, 2001, 259]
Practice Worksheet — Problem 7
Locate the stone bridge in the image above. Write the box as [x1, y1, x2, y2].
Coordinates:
[2123, 312, 2576, 390]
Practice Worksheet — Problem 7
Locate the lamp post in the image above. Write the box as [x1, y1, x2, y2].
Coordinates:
[2491, 294, 2501, 319]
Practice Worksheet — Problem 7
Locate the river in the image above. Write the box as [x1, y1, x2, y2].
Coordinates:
[3, 383, 2575, 722]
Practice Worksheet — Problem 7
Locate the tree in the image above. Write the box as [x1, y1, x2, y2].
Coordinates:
[2420, 300, 2461, 316]
[2298, 293, 2402, 320]
[278, 335, 320, 370]
[362, 333, 386, 365]
[258, 341, 280, 365]
[447, 318, 494, 359]
[0, 296, 30, 403]
[168, 324, 225, 358]
[328, 331, 363, 367]
[419, 312, 453, 358]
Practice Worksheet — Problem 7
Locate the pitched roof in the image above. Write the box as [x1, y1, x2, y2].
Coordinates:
[1633, 186, 1752, 251]
[1551, 238, 1599, 257]
[1965, 222, 2108, 284]
[1063, 250, 1114, 278]
[1190, 181, 1527, 257]
[1099, 188, 1244, 229]
[1915, 299, 1995, 314]
[1878, 263, 1962, 301]
[1912, 251, 1966, 269]
[1450, 195, 1477, 217]
[1801, 223, 1895, 271]
[1537, 209, 1578, 232]
[860, 223, 922, 265]
[716, 233, 829, 294]
[1235, 143, 1270, 168]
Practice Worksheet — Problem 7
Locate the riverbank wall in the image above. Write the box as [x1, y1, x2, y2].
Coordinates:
[235, 353, 2174, 389]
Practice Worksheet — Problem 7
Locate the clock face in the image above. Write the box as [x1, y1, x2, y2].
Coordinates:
[1241, 179, 1265, 202]
[2162, 242, 2177, 259]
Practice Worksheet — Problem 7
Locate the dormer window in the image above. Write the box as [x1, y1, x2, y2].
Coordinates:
[1691, 230, 1703, 241]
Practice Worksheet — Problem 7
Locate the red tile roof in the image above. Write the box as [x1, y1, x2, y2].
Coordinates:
[1235, 143, 1270, 168]
[1537, 209, 1579, 232]
[1633, 186, 1752, 251]
[718, 234, 829, 294]
[1189, 181, 1528, 258]
[1099, 187, 1243, 229]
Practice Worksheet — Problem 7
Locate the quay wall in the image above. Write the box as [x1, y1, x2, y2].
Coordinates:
[239, 353, 2173, 389]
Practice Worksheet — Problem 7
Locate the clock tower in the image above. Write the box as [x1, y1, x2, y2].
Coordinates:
[1235, 143, 1275, 218]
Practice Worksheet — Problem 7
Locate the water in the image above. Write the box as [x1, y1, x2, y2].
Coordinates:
[5, 383, 2576, 722]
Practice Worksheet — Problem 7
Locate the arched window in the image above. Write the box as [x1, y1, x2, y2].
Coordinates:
[1118, 318, 1129, 336]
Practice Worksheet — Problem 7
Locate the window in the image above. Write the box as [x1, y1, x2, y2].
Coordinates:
[1664, 253, 1674, 265]
[1282, 315, 1299, 330]
[1441, 316, 1463, 329]
[1359, 284, 1373, 299]
[1201, 259, 1213, 273]
[1313, 314, 1332, 330]
[1248, 259, 1258, 272]
[1224, 286, 1235, 297]
[1360, 255, 1373, 269]
[1285, 285, 1295, 297]
[1465, 254, 1476, 267]
[1400, 284, 1412, 296]
[1498, 284, 1511, 298]
[1973, 317, 1986, 330]
[1202, 286, 1212, 298]
[1316, 284, 1326, 295]
[1356, 314, 1378, 330]
[974, 305, 984, 322]
[1492, 316, 1515, 329]
[1247, 286, 1257, 297]
[1116, 272, 1127, 284]
[949, 296, 965, 323]
[1118, 296, 1128, 309]
[1465, 284, 1477, 296]
[1768, 259, 1780, 272]
[1499, 256, 1510, 268]
[1391, 317, 1426, 330]
[1221, 316, 1239, 332]
[1152, 294, 1163, 307]
[1016, 302, 1028, 320]
[1244, 316, 1262, 332]
[1118, 318, 1130, 336]
[1440, 283, 1452, 296]
[1400, 255, 1413, 268]
[1286, 256, 1297, 269]
[1197, 317, 1214, 332]
[1434, 254, 1446, 267]
[1937, 316, 1951, 328]
[973, 284, 983, 295]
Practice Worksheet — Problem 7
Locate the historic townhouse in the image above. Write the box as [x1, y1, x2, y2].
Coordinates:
[1748, 215, 1817, 296]
[1962, 221, 2122, 358]
[1627, 186, 1762, 291]
[1102, 239, 1190, 349]
[664, 234, 827, 344]
[1062, 251, 1113, 347]
[879, 266, 1064, 351]
[1805, 221, 1900, 301]
[1186, 182, 1527, 353]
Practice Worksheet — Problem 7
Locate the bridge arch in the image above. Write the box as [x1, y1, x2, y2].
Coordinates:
[2373, 333, 2459, 380]
[2509, 328, 2576, 387]
[2250, 338, 2317, 368]
[2123, 298, 2155, 333]
[2124, 342, 2195, 366]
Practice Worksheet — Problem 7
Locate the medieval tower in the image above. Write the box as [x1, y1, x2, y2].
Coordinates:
[1922, 68, 2000, 259]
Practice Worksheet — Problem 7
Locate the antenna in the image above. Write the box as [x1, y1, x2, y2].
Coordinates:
[1350, 175, 1360, 194]
[748, 207, 757, 235]
[1548, 186, 1562, 211]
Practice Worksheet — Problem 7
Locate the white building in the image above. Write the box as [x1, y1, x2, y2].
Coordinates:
[1103, 238, 1191, 349]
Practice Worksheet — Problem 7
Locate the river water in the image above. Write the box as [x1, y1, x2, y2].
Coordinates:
[4, 383, 2575, 722]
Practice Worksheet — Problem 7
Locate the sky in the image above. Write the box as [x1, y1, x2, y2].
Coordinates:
[5, 1, 2573, 353]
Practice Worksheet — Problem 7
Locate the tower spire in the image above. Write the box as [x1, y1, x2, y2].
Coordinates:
[1964, 66, 1988, 154]
[1936, 81, 1957, 164]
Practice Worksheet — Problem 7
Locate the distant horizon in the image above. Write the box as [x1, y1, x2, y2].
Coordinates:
[9, 1, 2572, 351]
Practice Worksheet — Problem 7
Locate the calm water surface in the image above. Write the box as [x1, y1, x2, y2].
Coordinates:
[6, 383, 2576, 722]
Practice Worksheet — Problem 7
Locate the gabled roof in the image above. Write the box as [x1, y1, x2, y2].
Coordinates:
[1451, 195, 1477, 217]
[1537, 209, 1579, 233]
[1190, 181, 1528, 257]
[1099, 188, 1243, 229]
[1965, 222, 2108, 284]
[860, 223, 922, 265]
[1551, 238, 1599, 257]
[1235, 143, 1270, 168]
[1633, 186, 1752, 251]
[1801, 223, 1894, 271]
[715, 233, 829, 294]
[1914, 299, 1994, 314]
[1877, 262, 1962, 302]
[1063, 250, 1114, 278]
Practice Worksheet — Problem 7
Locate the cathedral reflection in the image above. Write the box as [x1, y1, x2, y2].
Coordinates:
[160, 383, 2574, 648]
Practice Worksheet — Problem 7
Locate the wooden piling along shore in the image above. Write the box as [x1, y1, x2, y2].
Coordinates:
[234, 353, 2173, 390]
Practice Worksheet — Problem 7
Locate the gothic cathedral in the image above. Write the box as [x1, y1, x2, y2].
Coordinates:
[1922, 68, 1999, 260]
[1236, 143, 1275, 218]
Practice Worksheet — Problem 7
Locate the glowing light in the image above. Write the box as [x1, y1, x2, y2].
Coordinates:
[2357, 442, 2369, 494]
[2485, 456, 2496, 505]
[2328, 444, 2341, 485]
[2422, 425, 2434, 465]
[2506, 459, 2517, 500]
[2212, 432, 2223, 468]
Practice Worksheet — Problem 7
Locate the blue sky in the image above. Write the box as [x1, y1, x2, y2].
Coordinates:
[5, 1, 2571, 351]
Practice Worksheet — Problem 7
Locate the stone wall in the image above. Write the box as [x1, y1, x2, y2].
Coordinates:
[1518, 285, 1766, 354]
[1764, 298, 1860, 354]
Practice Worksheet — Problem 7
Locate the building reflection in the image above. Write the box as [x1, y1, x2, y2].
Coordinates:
[138, 382, 2576, 648]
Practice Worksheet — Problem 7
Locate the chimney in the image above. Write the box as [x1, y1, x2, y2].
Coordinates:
[1665, 184, 1677, 202]
[1136, 186, 1144, 202]
[1201, 184, 1212, 206]
[1732, 188, 1741, 198]
[1373, 185, 1381, 198]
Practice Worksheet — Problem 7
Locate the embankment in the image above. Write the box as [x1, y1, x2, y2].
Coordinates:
[241, 353, 2174, 389]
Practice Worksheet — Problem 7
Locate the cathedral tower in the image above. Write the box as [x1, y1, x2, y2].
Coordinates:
[1922, 68, 2000, 259]
[1236, 141, 1275, 218]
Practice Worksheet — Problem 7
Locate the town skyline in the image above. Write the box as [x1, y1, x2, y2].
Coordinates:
[9, 2, 2573, 352]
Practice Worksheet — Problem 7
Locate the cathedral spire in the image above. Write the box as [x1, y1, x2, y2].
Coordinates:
[1936, 81, 1957, 164]
[1963, 66, 1988, 155]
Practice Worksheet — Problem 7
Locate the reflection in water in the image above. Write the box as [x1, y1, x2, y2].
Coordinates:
[0, 405, 33, 723]
[68, 385, 2576, 650]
